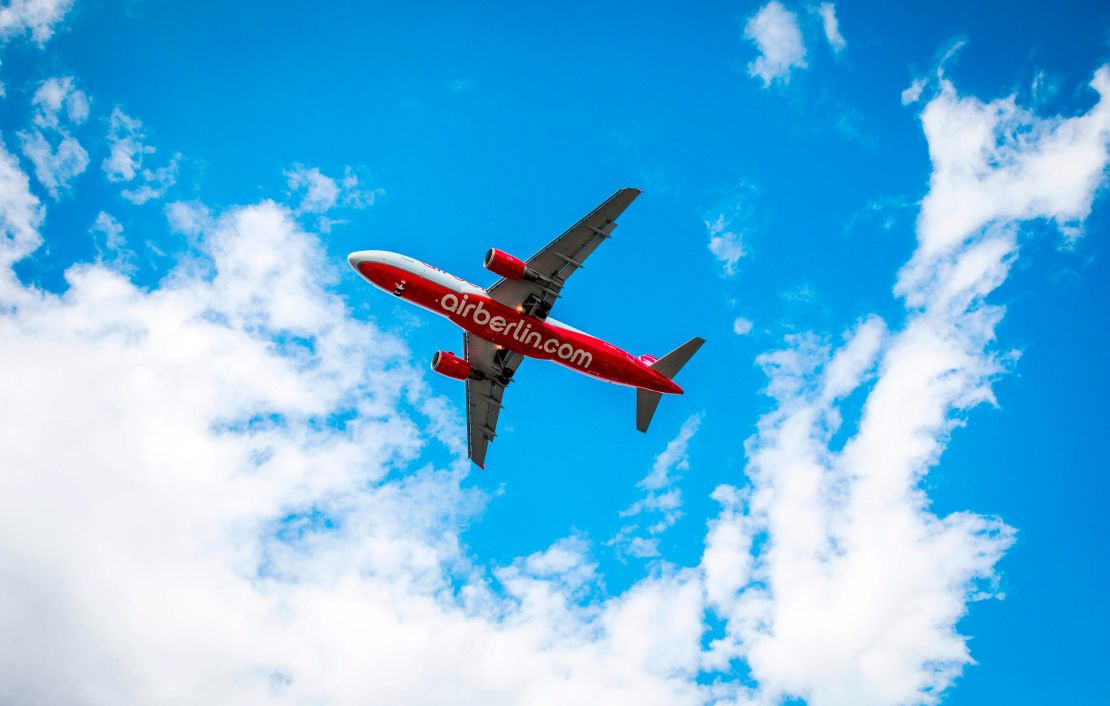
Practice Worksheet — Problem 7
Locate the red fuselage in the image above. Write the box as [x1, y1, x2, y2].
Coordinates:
[349, 250, 682, 394]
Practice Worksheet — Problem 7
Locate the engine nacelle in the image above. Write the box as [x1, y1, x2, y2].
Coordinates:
[430, 350, 471, 380]
[484, 248, 533, 280]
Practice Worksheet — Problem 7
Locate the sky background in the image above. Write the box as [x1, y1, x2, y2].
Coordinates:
[0, 2, 1108, 705]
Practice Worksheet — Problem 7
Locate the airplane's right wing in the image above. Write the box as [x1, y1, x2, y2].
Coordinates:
[464, 332, 524, 468]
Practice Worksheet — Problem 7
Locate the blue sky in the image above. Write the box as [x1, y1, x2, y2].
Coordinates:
[0, 2, 1108, 705]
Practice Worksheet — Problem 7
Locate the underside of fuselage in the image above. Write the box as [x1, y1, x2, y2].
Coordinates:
[347, 250, 683, 394]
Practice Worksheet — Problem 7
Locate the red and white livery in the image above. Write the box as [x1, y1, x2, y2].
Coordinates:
[348, 188, 703, 468]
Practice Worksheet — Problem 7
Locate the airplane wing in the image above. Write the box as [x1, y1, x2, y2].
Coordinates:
[464, 332, 524, 468]
[487, 187, 641, 320]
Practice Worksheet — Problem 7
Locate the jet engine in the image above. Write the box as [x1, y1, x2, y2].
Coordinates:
[484, 248, 536, 281]
[431, 350, 471, 380]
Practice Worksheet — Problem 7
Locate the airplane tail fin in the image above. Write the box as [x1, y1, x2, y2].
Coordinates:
[636, 337, 705, 432]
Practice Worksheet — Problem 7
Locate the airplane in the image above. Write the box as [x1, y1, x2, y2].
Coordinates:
[347, 187, 704, 468]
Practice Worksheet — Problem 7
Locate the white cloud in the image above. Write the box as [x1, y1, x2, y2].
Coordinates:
[700, 485, 751, 630]
[165, 199, 212, 237]
[817, 3, 846, 53]
[90, 211, 123, 249]
[611, 415, 703, 560]
[0, 144, 711, 705]
[1030, 70, 1060, 105]
[642, 414, 702, 491]
[18, 76, 90, 197]
[732, 317, 753, 335]
[89, 210, 134, 271]
[102, 107, 147, 183]
[498, 535, 598, 597]
[901, 78, 926, 105]
[820, 316, 885, 402]
[286, 164, 340, 213]
[340, 166, 385, 208]
[0, 0, 73, 44]
[745, 1, 807, 86]
[121, 155, 179, 205]
[18, 130, 87, 197]
[0, 138, 44, 301]
[103, 106, 180, 204]
[706, 213, 746, 276]
[286, 163, 384, 219]
[903, 67, 1110, 291]
[700, 66, 1110, 706]
[29, 76, 88, 128]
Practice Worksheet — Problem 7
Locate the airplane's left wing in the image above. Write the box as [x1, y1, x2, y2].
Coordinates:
[464, 332, 524, 468]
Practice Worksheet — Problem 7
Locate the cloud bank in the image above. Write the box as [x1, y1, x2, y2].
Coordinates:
[700, 66, 1110, 706]
[0, 134, 706, 705]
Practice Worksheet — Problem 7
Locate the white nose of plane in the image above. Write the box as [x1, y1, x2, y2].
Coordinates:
[347, 250, 387, 270]
[344, 249, 375, 268]
[347, 251, 409, 292]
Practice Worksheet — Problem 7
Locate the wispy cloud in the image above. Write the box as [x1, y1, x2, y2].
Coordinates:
[28, 75, 89, 127]
[816, 3, 846, 52]
[88, 210, 143, 275]
[843, 195, 913, 233]
[706, 214, 746, 276]
[901, 77, 926, 105]
[0, 138, 45, 300]
[447, 78, 473, 93]
[285, 163, 384, 230]
[610, 414, 704, 559]
[285, 163, 341, 213]
[0, 136, 707, 704]
[705, 189, 757, 277]
[103, 106, 180, 205]
[18, 76, 89, 197]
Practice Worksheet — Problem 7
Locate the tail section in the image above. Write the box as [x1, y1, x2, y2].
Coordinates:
[635, 337, 705, 432]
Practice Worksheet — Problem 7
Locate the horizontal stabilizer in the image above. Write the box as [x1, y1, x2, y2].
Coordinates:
[650, 337, 705, 379]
